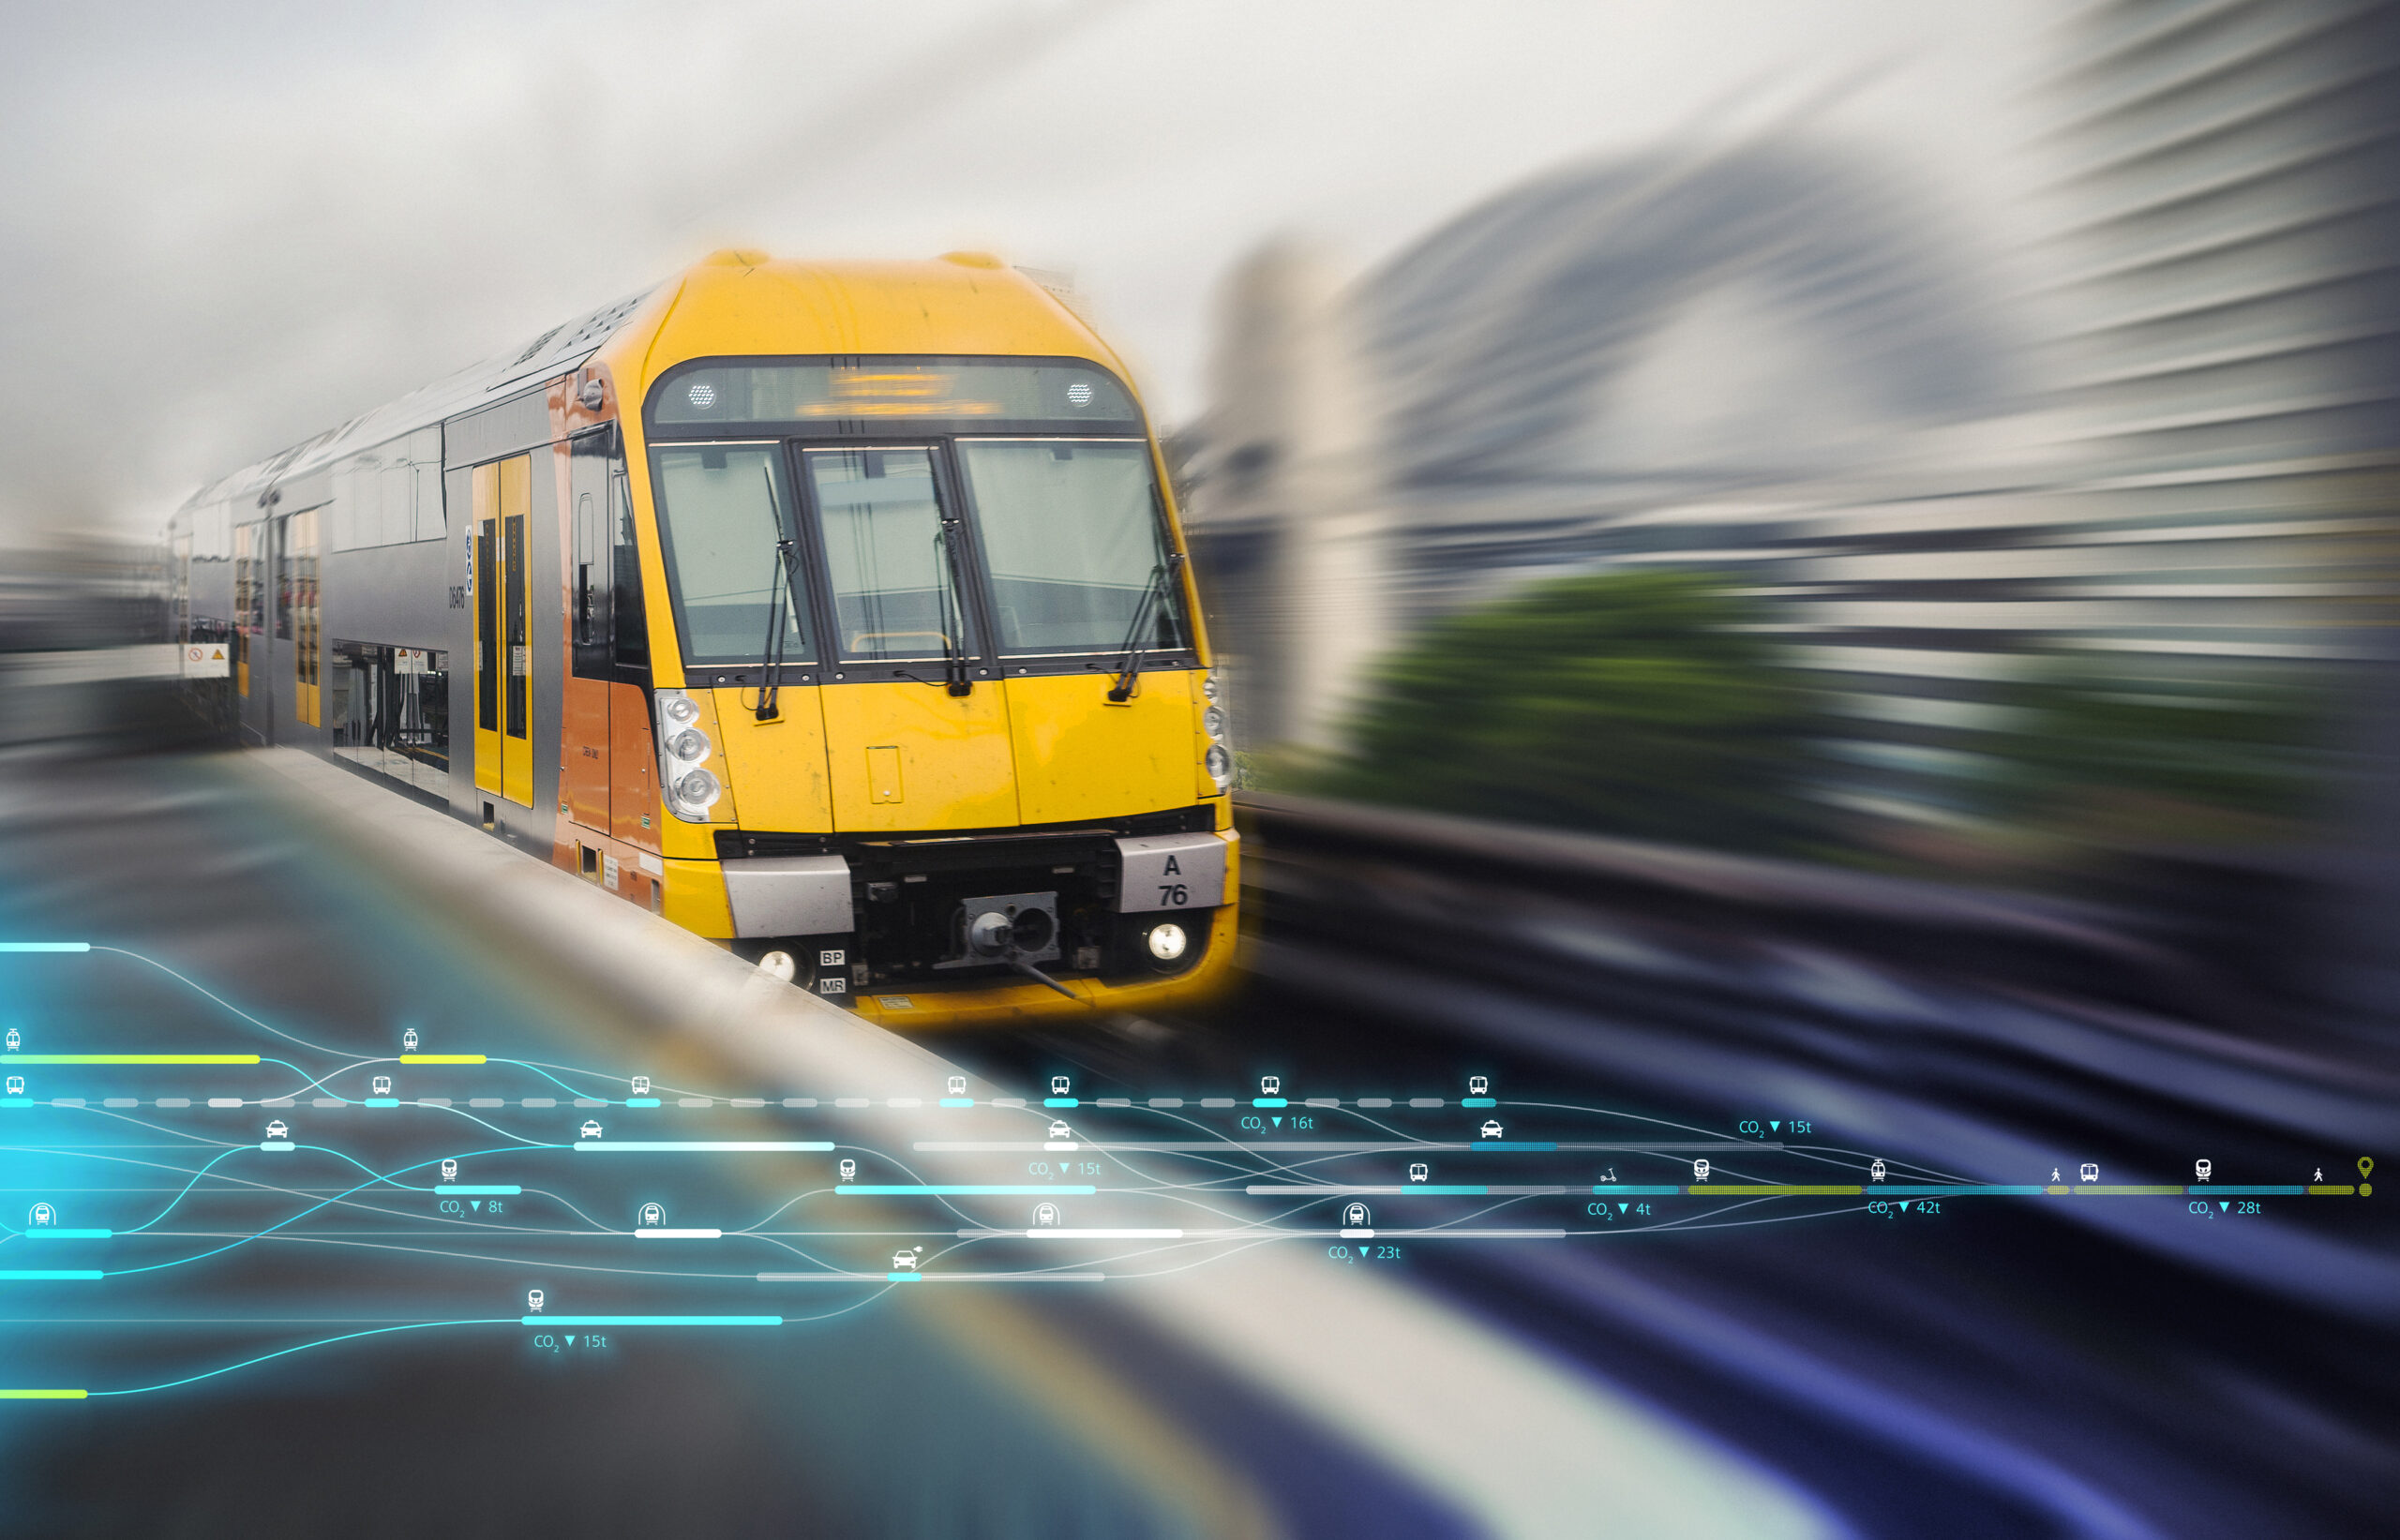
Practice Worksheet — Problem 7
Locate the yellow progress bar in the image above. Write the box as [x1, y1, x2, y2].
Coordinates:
[1687, 1185, 1863, 1196]
[399, 1054, 487, 1065]
[0, 1388, 87, 1398]
[2309, 1185, 2356, 1196]
[1, 1054, 260, 1065]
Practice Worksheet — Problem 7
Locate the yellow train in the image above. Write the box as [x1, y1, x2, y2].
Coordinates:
[169, 249, 1238, 1026]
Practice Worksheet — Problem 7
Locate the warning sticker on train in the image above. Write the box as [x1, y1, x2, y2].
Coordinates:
[181, 642, 230, 678]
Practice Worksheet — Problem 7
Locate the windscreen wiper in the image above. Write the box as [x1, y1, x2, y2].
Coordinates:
[753, 465, 799, 722]
[1106, 550, 1185, 703]
[753, 536, 798, 721]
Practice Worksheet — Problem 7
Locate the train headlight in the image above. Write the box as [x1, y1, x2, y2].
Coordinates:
[663, 695, 699, 725]
[1146, 922, 1187, 962]
[1205, 744, 1232, 785]
[1202, 705, 1226, 740]
[668, 728, 710, 763]
[673, 769, 721, 808]
[1201, 672, 1221, 702]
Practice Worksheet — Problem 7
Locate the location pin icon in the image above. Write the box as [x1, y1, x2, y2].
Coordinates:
[2360, 1156, 2374, 1179]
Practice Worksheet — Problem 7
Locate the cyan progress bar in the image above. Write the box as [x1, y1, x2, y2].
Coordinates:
[519, 1315, 780, 1326]
[1250, 1185, 1537, 1196]
[837, 1185, 1098, 1197]
[756, 1272, 1106, 1283]
[573, 1141, 833, 1152]
[0, 1270, 103, 1280]
[916, 1141, 1778, 1154]
[0, 942, 89, 952]
[2, 1054, 260, 1064]
[953, 1227, 1565, 1240]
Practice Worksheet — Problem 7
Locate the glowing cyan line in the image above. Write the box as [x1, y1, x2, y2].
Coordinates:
[85, 1320, 514, 1397]
[0, 942, 88, 952]
[520, 1315, 781, 1326]
[837, 1185, 1096, 1196]
[574, 1142, 832, 1153]
[1, 1054, 259, 1065]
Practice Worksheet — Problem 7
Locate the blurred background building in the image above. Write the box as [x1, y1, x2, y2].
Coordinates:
[1180, 1, 2398, 914]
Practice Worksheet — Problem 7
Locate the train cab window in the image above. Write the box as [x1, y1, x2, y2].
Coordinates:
[802, 447, 968, 664]
[649, 442, 812, 666]
[954, 439, 1186, 656]
[610, 466, 649, 680]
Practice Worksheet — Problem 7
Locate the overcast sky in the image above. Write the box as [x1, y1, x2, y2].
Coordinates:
[0, 0, 2064, 539]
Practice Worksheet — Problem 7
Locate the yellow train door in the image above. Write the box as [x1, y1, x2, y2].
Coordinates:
[472, 457, 536, 809]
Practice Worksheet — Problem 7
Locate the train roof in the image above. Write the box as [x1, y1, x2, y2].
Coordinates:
[174, 249, 1112, 520]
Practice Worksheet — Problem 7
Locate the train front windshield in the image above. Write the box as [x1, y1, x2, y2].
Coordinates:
[646, 359, 1187, 668]
[954, 438, 1184, 656]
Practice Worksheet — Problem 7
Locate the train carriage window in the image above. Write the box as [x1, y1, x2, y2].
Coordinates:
[503, 512, 528, 739]
[954, 439, 1187, 656]
[570, 433, 614, 680]
[649, 443, 812, 667]
[475, 524, 499, 732]
[802, 447, 967, 664]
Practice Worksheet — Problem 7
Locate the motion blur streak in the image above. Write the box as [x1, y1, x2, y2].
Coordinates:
[3, 4, 2397, 1539]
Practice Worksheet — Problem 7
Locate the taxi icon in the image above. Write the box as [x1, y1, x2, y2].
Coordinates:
[263, 1120, 289, 1140]
[579, 1121, 604, 1140]
[1478, 1121, 1504, 1139]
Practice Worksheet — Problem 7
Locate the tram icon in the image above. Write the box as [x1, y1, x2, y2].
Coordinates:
[441, 1159, 458, 1181]
[640, 1203, 665, 1227]
[1343, 1203, 1372, 1228]
[838, 1159, 857, 1182]
[401, 1028, 419, 1052]
[1869, 1159, 1886, 1182]
[1033, 1203, 1060, 1228]
[5, 1028, 18, 1051]
[527, 1289, 545, 1312]
[1693, 1159, 1711, 1182]
[28, 1204, 55, 1227]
